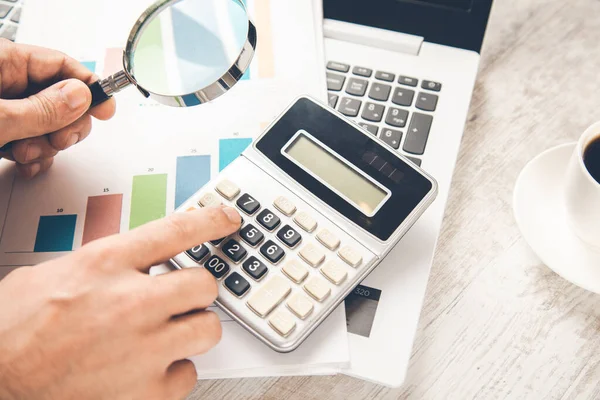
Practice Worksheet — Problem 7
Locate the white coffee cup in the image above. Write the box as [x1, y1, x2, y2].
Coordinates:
[564, 121, 600, 249]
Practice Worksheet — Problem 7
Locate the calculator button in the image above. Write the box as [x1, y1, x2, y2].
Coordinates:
[198, 192, 222, 208]
[338, 97, 362, 117]
[338, 245, 363, 268]
[375, 71, 395, 82]
[268, 309, 296, 337]
[304, 276, 331, 302]
[260, 240, 285, 264]
[210, 237, 225, 246]
[215, 179, 240, 200]
[247, 275, 291, 317]
[186, 244, 210, 262]
[299, 243, 326, 267]
[257, 209, 281, 231]
[326, 72, 345, 91]
[361, 102, 385, 123]
[380, 128, 403, 150]
[282, 259, 309, 284]
[294, 211, 317, 233]
[273, 196, 297, 216]
[203, 255, 230, 280]
[391, 87, 415, 107]
[416, 92, 438, 112]
[398, 75, 418, 87]
[236, 193, 261, 215]
[242, 256, 268, 281]
[276, 225, 302, 248]
[221, 239, 247, 263]
[422, 80, 442, 92]
[224, 272, 251, 297]
[286, 293, 314, 319]
[385, 107, 409, 128]
[320, 260, 348, 285]
[239, 224, 265, 247]
[316, 229, 340, 251]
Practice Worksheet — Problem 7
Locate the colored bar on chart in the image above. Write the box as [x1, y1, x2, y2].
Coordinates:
[82, 194, 123, 245]
[81, 61, 96, 73]
[129, 174, 168, 229]
[219, 138, 252, 171]
[256, 0, 275, 78]
[103, 48, 123, 77]
[34, 215, 77, 253]
[175, 155, 211, 208]
[241, 69, 251, 80]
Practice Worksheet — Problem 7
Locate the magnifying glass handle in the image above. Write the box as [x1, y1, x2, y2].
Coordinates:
[89, 81, 112, 109]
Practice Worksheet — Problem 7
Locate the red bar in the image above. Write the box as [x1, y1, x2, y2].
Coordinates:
[82, 194, 123, 245]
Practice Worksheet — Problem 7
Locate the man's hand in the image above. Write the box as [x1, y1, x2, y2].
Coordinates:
[0, 206, 241, 400]
[0, 39, 116, 178]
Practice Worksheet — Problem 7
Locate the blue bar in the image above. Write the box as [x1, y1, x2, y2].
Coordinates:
[219, 138, 252, 171]
[175, 155, 211, 208]
[34, 215, 77, 252]
[81, 61, 96, 73]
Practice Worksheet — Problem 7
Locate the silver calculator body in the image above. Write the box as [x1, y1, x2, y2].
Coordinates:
[169, 97, 438, 352]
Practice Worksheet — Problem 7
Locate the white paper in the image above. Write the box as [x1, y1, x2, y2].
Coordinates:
[1, 0, 349, 379]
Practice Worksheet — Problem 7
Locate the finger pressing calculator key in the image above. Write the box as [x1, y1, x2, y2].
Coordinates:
[276, 225, 302, 248]
[186, 244, 209, 262]
[224, 272, 251, 297]
[239, 223, 265, 247]
[242, 256, 269, 281]
[204, 255, 230, 280]
[260, 240, 285, 264]
[222, 239, 247, 263]
[236, 193, 261, 215]
[257, 209, 281, 231]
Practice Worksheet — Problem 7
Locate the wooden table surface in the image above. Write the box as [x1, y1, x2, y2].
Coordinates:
[188, 0, 600, 398]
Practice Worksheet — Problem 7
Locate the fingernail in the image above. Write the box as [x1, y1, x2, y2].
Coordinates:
[222, 207, 241, 224]
[25, 144, 42, 162]
[60, 80, 88, 110]
[65, 134, 79, 149]
[28, 162, 41, 178]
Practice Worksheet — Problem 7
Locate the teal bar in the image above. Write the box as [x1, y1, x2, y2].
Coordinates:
[81, 61, 96, 73]
[219, 138, 252, 171]
[34, 215, 77, 252]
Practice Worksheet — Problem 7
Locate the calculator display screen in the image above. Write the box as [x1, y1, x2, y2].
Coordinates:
[284, 132, 388, 216]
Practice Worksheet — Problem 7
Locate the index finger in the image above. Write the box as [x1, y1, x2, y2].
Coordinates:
[16, 43, 116, 120]
[85, 206, 241, 272]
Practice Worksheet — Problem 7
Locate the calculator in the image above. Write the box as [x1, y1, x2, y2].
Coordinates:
[168, 97, 437, 352]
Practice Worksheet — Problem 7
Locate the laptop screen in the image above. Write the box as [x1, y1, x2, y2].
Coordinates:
[324, 0, 493, 53]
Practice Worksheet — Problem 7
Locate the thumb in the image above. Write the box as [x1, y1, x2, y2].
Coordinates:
[0, 79, 91, 143]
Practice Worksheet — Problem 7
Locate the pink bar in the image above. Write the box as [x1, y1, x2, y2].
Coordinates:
[82, 194, 123, 245]
[103, 48, 123, 78]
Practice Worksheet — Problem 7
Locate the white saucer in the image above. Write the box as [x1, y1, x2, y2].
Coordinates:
[513, 142, 600, 294]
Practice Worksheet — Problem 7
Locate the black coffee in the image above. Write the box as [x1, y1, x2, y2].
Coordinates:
[583, 137, 600, 184]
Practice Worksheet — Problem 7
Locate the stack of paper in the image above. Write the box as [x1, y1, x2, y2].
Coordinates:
[0, 0, 350, 378]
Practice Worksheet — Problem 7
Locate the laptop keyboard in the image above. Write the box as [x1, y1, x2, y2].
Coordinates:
[326, 61, 442, 168]
[0, 0, 22, 42]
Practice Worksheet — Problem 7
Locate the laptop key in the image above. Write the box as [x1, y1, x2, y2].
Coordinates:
[338, 97, 361, 117]
[10, 7, 20, 23]
[368, 83, 391, 102]
[358, 123, 378, 136]
[328, 93, 339, 108]
[422, 80, 442, 92]
[361, 102, 385, 122]
[327, 72, 345, 91]
[346, 78, 368, 96]
[380, 128, 402, 149]
[404, 113, 433, 155]
[375, 71, 395, 82]
[416, 92, 438, 112]
[0, 5, 12, 18]
[0, 25, 17, 41]
[352, 66, 372, 77]
[385, 107, 409, 128]
[391, 87, 415, 107]
[398, 75, 418, 87]
[327, 61, 350, 73]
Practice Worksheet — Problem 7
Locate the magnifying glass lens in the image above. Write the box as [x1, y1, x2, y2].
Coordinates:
[131, 0, 249, 96]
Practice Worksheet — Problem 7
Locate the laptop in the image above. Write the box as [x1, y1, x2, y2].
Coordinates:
[323, 0, 494, 386]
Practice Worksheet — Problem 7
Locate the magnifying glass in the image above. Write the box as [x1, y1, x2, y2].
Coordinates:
[0, 0, 256, 152]
[91, 0, 257, 107]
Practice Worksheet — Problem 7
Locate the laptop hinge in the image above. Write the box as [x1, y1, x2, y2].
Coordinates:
[323, 19, 423, 56]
